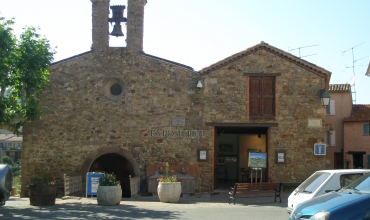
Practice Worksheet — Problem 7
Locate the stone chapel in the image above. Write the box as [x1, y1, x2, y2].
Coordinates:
[20, 0, 331, 197]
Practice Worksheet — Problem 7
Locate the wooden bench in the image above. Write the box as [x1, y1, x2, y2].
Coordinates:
[229, 182, 282, 205]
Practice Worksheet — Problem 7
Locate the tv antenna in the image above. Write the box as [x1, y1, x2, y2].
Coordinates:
[341, 42, 368, 104]
[289, 44, 319, 58]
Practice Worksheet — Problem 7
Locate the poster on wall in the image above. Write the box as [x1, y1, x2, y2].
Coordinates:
[314, 143, 327, 155]
[248, 152, 267, 168]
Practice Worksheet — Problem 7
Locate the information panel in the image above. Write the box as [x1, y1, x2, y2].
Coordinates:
[86, 172, 104, 197]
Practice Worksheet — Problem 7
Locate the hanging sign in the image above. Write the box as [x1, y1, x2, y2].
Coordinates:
[86, 172, 104, 197]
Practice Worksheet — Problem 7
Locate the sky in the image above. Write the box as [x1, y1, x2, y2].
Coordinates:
[1, 0, 369, 104]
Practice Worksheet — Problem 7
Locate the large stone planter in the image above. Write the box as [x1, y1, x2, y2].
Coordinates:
[29, 185, 57, 206]
[157, 182, 181, 203]
[97, 185, 122, 206]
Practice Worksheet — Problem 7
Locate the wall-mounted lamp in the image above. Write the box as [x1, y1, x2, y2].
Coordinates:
[196, 80, 203, 89]
[320, 89, 331, 106]
[325, 124, 333, 134]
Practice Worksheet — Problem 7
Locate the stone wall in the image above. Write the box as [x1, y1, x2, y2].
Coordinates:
[20, 48, 207, 196]
[202, 48, 327, 182]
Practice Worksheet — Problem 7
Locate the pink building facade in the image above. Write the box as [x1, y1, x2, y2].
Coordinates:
[343, 105, 370, 169]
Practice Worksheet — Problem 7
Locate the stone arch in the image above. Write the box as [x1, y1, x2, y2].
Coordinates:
[80, 147, 141, 192]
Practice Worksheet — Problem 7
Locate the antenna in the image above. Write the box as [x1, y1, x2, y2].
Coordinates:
[341, 42, 367, 104]
[289, 44, 319, 58]
[348, 76, 355, 86]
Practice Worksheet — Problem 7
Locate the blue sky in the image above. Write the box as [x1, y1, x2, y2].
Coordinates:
[1, 0, 369, 104]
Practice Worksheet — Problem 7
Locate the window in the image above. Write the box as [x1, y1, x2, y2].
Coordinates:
[249, 76, 275, 117]
[326, 131, 336, 146]
[326, 100, 335, 115]
[339, 174, 364, 188]
[296, 172, 330, 193]
[363, 123, 370, 135]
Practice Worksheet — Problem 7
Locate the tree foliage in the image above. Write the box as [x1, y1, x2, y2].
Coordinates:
[0, 155, 12, 164]
[0, 16, 55, 134]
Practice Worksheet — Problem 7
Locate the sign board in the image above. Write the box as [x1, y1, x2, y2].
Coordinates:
[314, 143, 327, 155]
[172, 117, 186, 126]
[307, 118, 322, 128]
[86, 172, 104, 197]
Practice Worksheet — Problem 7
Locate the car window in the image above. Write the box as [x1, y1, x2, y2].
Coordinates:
[340, 174, 364, 188]
[347, 174, 370, 193]
[297, 172, 330, 193]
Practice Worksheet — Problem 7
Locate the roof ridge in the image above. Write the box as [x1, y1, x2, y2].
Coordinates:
[199, 41, 331, 76]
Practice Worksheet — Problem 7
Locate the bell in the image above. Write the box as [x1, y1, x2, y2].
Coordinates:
[110, 23, 124, 37]
[108, 5, 127, 37]
[109, 5, 127, 23]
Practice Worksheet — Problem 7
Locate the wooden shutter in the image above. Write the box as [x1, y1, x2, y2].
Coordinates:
[250, 77, 261, 116]
[249, 76, 275, 117]
[330, 131, 336, 146]
[262, 77, 275, 117]
[329, 100, 335, 115]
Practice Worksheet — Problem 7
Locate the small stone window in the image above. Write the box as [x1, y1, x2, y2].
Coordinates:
[110, 83, 122, 96]
[103, 78, 125, 99]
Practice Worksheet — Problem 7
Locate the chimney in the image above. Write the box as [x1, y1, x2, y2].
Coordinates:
[126, 0, 146, 51]
[91, 0, 110, 52]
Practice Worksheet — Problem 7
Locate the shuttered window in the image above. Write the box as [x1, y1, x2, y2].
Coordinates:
[363, 123, 370, 135]
[327, 131, 336, 146]
[249, 76, 275, 117]
[326, 100, 335, 115]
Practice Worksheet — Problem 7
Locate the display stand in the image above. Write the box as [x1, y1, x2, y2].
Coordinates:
[250, 168, 262, 183]
[86, 172, 104, 198]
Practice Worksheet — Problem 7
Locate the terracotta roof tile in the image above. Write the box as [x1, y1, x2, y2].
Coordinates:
[343, 105, 370, 121]
[199, 41, 331, 77]
[328, 84, 351, 92]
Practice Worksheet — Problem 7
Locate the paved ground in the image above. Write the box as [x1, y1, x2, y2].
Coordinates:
[1, 191, 292, 219]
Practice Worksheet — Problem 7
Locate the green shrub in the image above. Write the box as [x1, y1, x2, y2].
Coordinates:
[9, 163, 21, 176]
[30, 172, 56, 185]
[99, 173, 120, 186]
[13, 175, 21, 195]
[1, 155, 12, 164]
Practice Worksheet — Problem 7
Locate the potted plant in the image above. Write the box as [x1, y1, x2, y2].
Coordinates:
[28, 172, 57, 206]
[157, 162, 181, 203]
[97, 173, 122, 206]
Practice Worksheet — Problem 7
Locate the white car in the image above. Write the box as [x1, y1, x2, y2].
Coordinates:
[287, 169, 370, 214]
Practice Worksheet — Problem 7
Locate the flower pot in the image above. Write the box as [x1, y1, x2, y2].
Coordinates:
[97, 185, 122, 206]
[157, 182, 181, 203]
[29, 185, 57, 206]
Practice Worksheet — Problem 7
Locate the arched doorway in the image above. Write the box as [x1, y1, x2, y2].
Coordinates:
[80, 147, 141, 197]
[89, 153, 134, 197]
